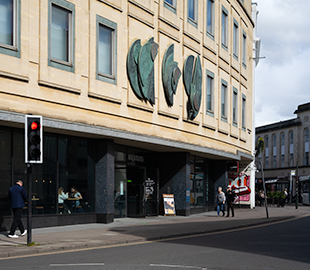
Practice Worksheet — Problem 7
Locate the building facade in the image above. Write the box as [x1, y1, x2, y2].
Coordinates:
[0, 0, 254, 230]
[255, 102, 310, 194]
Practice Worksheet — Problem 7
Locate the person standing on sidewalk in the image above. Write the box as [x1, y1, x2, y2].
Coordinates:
[225, 186, 236, 217]
[216, 187, 226, 217]
[8, 180, 27, 238]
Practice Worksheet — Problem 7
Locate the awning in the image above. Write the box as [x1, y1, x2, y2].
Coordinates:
[265, 178, 289, 184]
[299, 175, 310, 182]
[265, 179, 278, 184]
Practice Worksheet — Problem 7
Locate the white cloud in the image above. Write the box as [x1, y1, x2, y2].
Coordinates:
[255, 0, 310, 127]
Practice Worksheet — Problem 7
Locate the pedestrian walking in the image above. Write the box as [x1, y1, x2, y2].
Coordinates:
[225, 186, 237, 217]
[8, 180, 28, 238]
[216, 187, 226, 216]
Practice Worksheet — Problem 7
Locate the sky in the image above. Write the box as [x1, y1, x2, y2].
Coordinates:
[254, 0, 310, 127]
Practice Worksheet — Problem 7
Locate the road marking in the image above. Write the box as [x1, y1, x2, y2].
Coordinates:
[50, 263, 105, 267]
[0, 214, 309, 261]
[150, 264, 206, 269]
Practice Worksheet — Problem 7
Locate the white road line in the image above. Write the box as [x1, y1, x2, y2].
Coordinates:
[150, 264, 205, 269]
[50, 263, 105, 266]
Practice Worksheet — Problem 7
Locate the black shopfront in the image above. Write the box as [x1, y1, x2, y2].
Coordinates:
[0, 123, 221, 231]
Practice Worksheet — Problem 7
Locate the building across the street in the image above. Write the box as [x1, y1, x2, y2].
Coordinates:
[0, 0, 255, 230]
[255, 102, 310, 195]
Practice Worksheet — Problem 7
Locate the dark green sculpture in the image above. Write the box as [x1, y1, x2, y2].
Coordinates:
[127, 38, 158, 105]
[162, 44, 181, 106]
[183, 55, 202, 120]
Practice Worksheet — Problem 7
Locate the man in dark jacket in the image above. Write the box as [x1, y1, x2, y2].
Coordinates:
[226, 186, 237, 217]
[8, 180, 27, 238]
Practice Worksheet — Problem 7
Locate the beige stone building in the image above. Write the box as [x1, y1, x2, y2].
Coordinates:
[0, 0, 254, 229]
[256, 102, 310, 199]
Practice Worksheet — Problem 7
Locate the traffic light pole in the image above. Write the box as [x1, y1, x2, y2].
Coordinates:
[27, 163, 32, 245]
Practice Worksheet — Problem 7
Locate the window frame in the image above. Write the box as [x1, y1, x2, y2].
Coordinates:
[164, 0, 176, 13]
[221, 6, 228, 50]
[0, 0, 20, 58]
[241, 94, 246, 130]
[221, 79, 228, 121]
[233, 18, 239, 59]
[96, 15, 117, 85]
[48, 0, 75, 72]
[206, 70, 214, 116]
[242, 30, 247, 68]
[232, 87, 238, 126]
[188, 0, 198, 25]
[206, 0, 214, 39]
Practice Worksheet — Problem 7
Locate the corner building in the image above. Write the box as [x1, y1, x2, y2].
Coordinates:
[0, 0, 254, 229]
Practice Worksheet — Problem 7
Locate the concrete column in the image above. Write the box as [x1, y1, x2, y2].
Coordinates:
[95, 139, 114, 223]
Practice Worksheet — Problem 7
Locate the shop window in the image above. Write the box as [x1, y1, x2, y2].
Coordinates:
[190, 157, 206, 208]
[58, 137, 95, 214]
[0, 0, 20, 57]
[0, 129, 12, 216]
[48, 0, 75, 72]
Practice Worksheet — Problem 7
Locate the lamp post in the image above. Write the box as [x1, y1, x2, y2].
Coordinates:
[257, 160, 269, 219]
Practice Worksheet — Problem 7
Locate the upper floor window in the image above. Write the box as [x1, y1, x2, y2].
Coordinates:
[96, 15, 117, 84]
[188, 0, 197, 23]
[242, 94, 246, 129]
[0, 0, 20, 57]
[265, 136, 269, 148]
[49, 0, 75, 72]
[304, 129, 309, 166]
[206, 70, 214, 115]
[242, 30, 247, 67]
[221, 79, 228, 121]
[206, 0, 214, 38]
[289, 131, 294, 144]
[272, 134, 277, 157]
[233, 19, 238, 58]
[221, 6, 228, 49]
[232, 87, 238, 125]
[164, 0, 176, 12]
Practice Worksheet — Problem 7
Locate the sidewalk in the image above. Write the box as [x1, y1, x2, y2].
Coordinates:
[0, 205, 309, 259]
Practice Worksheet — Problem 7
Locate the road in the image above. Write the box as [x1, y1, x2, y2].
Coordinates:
[1, 216, 310, 270]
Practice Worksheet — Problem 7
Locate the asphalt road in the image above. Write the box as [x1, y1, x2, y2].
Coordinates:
[1, 216, 310, 270]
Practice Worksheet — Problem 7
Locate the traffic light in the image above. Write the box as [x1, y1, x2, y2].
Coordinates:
[25, 115, 43, 163]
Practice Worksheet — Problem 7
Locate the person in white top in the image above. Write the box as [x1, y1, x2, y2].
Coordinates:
[58, 187, 69, 214]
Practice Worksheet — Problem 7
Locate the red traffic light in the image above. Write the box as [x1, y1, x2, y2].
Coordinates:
[30, 121, 39, 130]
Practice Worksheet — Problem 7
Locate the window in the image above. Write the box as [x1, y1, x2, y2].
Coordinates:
[206, 70, 214, 114]
[0, 0, 20, 57]
[49, 0, 75, 72]
[232, 87, 238, 125]
[164, 0, 176, 12]
[272, 156, 277, 168]
[188, 0, 197, 23]
[289, 131, 294, 166]
[272, 134, 277, 168]
[304, 129, 309, 166]
[233, 19, 239, 58]
[242, 94, 246, 129]
[265, 136, 269, 169]
[206, 0, 214, 38]
[281, 133, 285, 167]
[221, 6, 228, 49]
[221, 79, 228, 120]
[242, 30, 247, 67]
[96, 15, 117, 84]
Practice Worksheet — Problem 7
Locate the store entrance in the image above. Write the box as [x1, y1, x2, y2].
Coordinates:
[127, 166, 145, 217]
